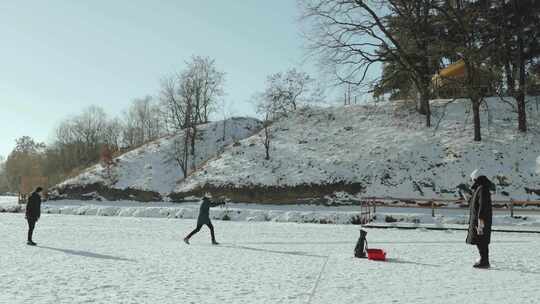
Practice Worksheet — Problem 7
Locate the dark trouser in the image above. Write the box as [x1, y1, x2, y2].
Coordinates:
[27, 218, 36, 242]
[476, 243, 489, 264]
[186, 221, 216, 242]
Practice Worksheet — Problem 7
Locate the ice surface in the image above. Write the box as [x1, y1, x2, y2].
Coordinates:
[1, 213, 539, 304]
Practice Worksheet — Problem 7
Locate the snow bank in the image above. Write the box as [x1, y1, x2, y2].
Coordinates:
[0, 196, 21, 213]
[2, 198, 537, 229]
[38, 204, 364, 224]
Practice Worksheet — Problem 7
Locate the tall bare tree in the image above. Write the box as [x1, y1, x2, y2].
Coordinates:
[300, 0, 442, 127]
[161, 56, 225, 176]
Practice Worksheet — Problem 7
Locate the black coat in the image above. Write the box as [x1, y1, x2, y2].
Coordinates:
[197, 200, 223, 226]
[25, 192, 42, 220]
[466, 184, 492, 245]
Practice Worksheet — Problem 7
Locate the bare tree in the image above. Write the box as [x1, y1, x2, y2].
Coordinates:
[262, 113, 272, 161]
[122, 96, 165, 148]
[256, 68, 320, 119]
[160, 56, 225, 176]
[253, 95, 276, 160]
[190, 56, 225, 124]
[299, 0, 442, 127]
[50, 105, 123, 175]
[0, 155, 8, 193]
[103, 118, 123, 151]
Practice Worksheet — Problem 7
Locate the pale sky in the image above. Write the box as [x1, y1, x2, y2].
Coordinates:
[0, 1, 313, 158]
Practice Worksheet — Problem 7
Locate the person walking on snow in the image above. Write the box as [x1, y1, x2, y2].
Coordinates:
[466, 169, 494, 269]
[25, 187, 43, 246]
[184, 196, 225, 245]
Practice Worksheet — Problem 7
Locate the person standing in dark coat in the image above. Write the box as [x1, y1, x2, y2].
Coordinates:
[184, 196, 225, 245]
[25, 187, 43, 246]
[466, 170, 493, 268]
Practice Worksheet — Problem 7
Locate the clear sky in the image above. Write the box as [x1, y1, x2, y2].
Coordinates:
[0, 1, 312, 158]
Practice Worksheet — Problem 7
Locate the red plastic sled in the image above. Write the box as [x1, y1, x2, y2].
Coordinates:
[367, 248, 387, 261]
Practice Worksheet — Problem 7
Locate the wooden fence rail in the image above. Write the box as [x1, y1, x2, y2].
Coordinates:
[357, 196, 540, 219]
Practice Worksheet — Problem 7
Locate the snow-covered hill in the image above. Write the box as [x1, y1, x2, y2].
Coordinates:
[53, 117, 262, 201]
[173, 97, 540, 202]
[53, 97, 540, 203]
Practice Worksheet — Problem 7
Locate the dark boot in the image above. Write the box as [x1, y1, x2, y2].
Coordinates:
[184, 224, 202, 244]
[208, 222, 218, 244]
[473, 262, 490, 269]
[27, 219, 36, 246]
[474, 244, 490, 268]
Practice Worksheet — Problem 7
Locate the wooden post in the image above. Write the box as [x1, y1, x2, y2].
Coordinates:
[510, 199, 514, 218]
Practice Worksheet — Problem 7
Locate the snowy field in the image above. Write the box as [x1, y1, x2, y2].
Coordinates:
[1, 213, 539, 304]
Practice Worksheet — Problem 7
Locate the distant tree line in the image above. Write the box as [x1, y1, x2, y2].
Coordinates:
[0, 56, 227, 193]
[0, 54, 320, 193]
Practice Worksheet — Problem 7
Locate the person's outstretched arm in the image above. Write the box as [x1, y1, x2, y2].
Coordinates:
[210, 201, 226, 207]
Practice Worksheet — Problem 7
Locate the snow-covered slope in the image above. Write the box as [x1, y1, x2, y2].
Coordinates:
[55, 117, 261, 199]
[175, 97, 540, 201]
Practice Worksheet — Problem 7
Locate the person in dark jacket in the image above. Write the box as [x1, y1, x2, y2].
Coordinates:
[184, 196, 225, 245]
[25, 187, 43, 246]
[465, 170, 493, 268]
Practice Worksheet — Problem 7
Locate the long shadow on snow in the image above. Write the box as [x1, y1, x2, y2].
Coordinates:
[237, 241, 351, 245]
[236, 240, 529, 246]
[39, 246, 136, 262]
[217, 245, 443, 268]
[200, 244, 327, 258]
[385, 258, 440, 267]
[369, 240, 530, 245]
[488, 267, 540, 276]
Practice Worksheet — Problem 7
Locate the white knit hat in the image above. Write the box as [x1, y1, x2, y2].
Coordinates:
[470, 169, 482, 182]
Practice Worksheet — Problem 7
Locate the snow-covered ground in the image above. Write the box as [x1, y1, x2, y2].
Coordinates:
[177, 97, 540, 201]
[0, 195, 16, 204]
[1, 213, 539, 304]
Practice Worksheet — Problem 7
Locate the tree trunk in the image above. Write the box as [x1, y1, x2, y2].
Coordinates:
[504, 60, 515, 96]
[417, 94, 428, 115]
[472, 99, 482, 142]
[419, 89, 431, 128]
[516, 35, 527, 132]
[264, 124, 270, 160]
